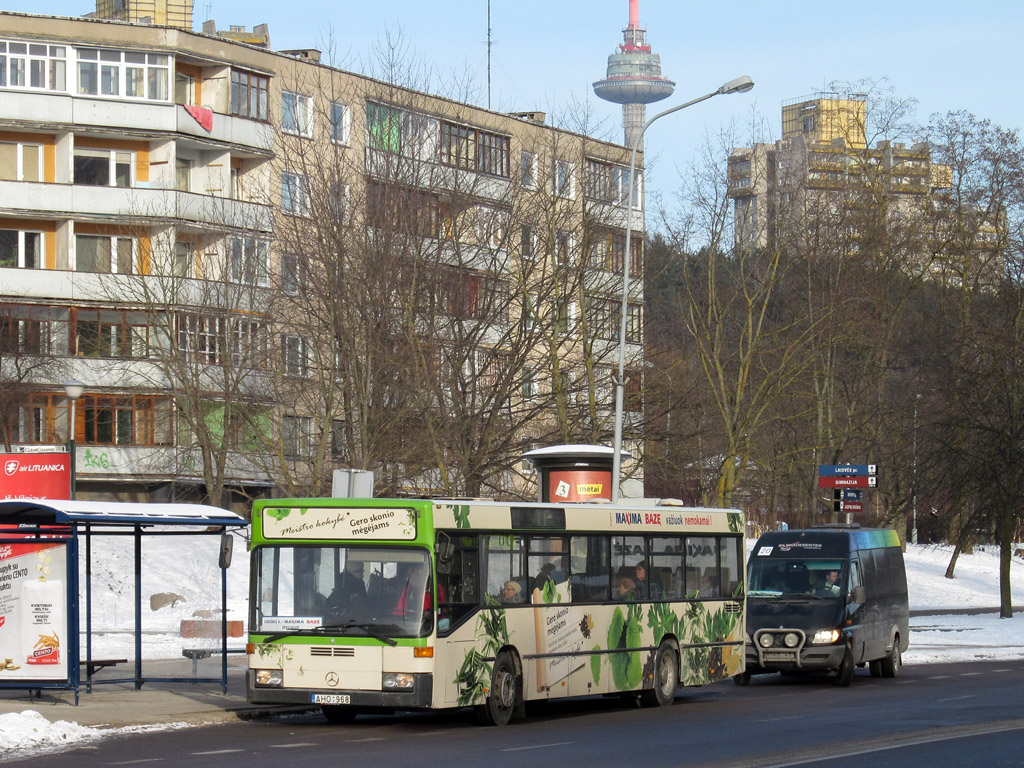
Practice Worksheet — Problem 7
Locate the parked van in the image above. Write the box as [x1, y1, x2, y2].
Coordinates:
[737, 525, 909, 686]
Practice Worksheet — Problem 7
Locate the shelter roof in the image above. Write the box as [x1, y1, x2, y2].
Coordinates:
[0, 499, 247, 528]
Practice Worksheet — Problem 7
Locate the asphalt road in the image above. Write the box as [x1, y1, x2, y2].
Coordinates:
[12, 660, 1024, 767]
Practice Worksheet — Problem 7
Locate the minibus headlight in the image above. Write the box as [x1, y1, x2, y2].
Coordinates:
[783, 632, 800, 648]
[254, 669, 283, 687]
[383, 672, 415, 690]
[758, 634, 774, 648]
[811, 629, 841, 644]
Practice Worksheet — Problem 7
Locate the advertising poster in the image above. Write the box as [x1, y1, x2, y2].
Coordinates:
[0, 538, 69, 682]
[1, 453, 71, 501]
[547, 469, 611, 502]
[532, 578, 585, 693]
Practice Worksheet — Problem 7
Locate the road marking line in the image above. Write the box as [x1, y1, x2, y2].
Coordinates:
[937, 695, 975, 702]
[192, 749, 245, 755]
[270, 743, 320, 748]
[503, 741, 575, 752]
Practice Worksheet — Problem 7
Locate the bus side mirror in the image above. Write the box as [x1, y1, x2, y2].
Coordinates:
[219, 533, 234, 569]
[849, 585, 865, 604]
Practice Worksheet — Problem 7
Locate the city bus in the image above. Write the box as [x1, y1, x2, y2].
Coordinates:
[246, 497, 745, 725]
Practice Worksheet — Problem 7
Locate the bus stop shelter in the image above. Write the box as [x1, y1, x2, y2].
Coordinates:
[0, 500, 247, 703]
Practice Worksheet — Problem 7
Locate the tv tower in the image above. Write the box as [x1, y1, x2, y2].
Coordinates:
[593, 0, 675, 149]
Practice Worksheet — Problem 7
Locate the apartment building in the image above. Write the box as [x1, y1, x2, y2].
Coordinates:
[0, 7, 645, 507]
[727, 94, 957, 254]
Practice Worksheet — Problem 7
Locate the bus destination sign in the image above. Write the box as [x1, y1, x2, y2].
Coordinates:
[261, 506, 417, 540]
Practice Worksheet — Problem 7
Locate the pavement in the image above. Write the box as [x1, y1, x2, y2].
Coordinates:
[0, 655, 315, 729]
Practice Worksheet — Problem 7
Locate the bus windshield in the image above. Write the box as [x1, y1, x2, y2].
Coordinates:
[747, 559, 845, 598]
[254, 545, 433, 638]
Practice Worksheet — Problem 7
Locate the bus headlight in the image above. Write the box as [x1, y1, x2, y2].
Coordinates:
[811, 629, 841, 644]
[758, 634, 774, 648]
[783, 632, 800, 648]
[254, 669, 283, 687]
[383, 673, 415, 690]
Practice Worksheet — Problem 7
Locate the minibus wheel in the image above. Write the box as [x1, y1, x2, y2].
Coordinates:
[834, 647, 855, 687]
[880, 639, 901, 678]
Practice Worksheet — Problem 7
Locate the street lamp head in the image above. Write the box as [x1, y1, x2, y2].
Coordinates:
[63, 379, 86, 400]
[718, 76, 754, 95]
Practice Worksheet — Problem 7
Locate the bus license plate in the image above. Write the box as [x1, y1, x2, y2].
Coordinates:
[312, 694, 350, 704]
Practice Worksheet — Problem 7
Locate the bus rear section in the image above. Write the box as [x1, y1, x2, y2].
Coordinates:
[740, 525, 909, 686]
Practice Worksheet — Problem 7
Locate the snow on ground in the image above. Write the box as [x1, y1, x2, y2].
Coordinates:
[2, 535, 1023, 756]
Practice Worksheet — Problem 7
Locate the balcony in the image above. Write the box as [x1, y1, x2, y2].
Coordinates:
[0, 181, 272, 233]
[0, 91, 272, 154]
[176, 105, 273, 154]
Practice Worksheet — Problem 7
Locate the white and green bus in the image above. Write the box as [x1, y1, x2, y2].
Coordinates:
[247, 497, 746, 725]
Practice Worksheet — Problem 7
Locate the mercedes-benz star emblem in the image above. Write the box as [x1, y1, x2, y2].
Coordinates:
[325, 672, 339, 687]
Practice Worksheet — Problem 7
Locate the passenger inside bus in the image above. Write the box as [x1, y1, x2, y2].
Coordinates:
[615, 577, 639, 601]
[500, 580, 524, 604]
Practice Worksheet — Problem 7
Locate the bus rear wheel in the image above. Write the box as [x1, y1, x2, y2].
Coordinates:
[641, 641, 678, 707]
[478, 651, 519, 726]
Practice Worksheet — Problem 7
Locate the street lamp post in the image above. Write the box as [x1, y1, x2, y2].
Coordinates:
[912, 392, 921, 544]
[611, 75, 754, 502]
[63, 379, 86, 500]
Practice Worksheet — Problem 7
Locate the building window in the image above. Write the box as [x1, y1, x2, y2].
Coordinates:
[0, 304, 67, 355]
[585, 158, 630, 205]
[230, 69, 269, 121]
[75, 234, 134, 274]
[553, 159, 575, 199]
[627, 302, 642, 343]
[282, 334, 310, 377]
[76, 48, 168, 100]
[281, 253, 304, 296]
[330, 101, 350, 144]
[176, 313, 227, 364]
[173, 240, 193, 277]
[281, 172, 307, 215]
[331, 419, 347, 459]
[81, 395, 173, 446]
[521, 150, 537, 188]
[281, 91, 312, 137]
[0, 41, 66, 92]
[522, 367, 538, 398]
[229, 236, 269, 286]
[520, 226, 536, 261]
[555, 301, 576, 336]
[0, 141, 43, 182]
[282, 414, 313, 457]
[0, 229, 43, 269]
[75, 308, 152, 358]
[231, 318, 267, 367]
[73, 147, 132, 188]
[439, 121, 510, 177]
[554, 230, 574, 265]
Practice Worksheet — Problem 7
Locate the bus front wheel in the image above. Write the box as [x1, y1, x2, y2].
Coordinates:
[478, 651, 520, 726]
[641, 641, 679, 707]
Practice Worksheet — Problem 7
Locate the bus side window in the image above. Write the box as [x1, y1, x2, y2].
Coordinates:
[570, 535, 610, 602]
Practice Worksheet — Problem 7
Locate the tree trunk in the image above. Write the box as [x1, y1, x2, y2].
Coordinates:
[944, 540, 961, 580]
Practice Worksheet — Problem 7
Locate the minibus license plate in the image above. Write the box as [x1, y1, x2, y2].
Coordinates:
[313, 694, 350, 704]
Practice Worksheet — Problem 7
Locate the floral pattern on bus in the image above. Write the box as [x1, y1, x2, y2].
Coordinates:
[455, 600, 510, 706]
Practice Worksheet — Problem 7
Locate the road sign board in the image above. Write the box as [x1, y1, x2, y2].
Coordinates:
[842, 490, 863, 501]
[818, 464, 877, 476]
[842, 501, 864, 513]
[818, 476, 877, 488]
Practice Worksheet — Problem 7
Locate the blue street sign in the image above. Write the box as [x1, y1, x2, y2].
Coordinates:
[842, 489, 863, 501]
[818, 464, 877, 476]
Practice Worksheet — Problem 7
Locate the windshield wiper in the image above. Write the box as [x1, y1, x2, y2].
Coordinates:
[258, 621, 399, 645]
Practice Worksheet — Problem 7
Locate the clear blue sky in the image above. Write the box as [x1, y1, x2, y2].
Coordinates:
[4, 0, 1022, 208]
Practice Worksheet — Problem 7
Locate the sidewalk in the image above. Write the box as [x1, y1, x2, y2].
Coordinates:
[0, 655, 314, 729]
